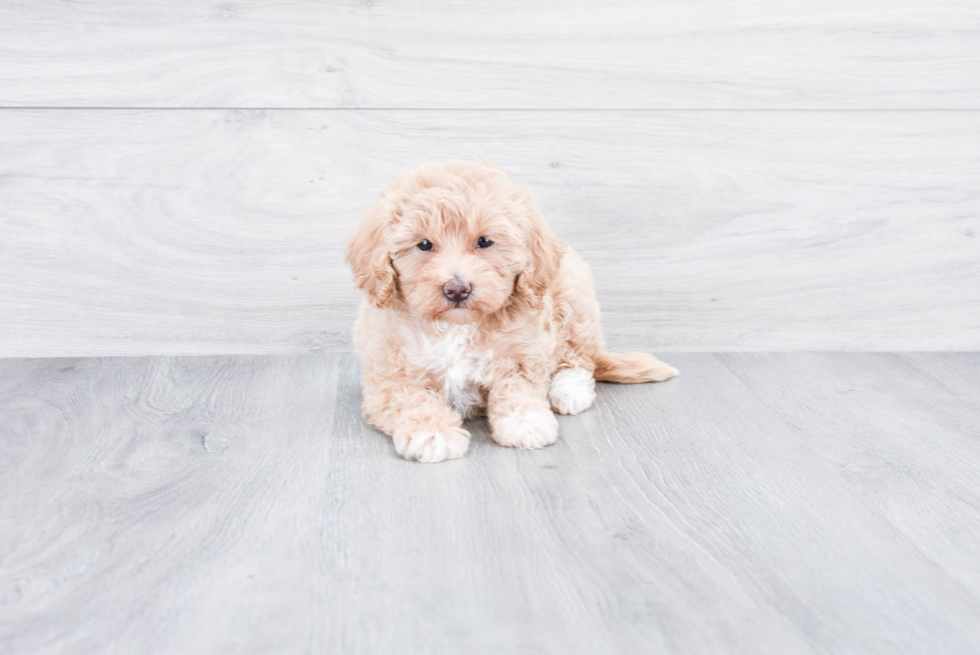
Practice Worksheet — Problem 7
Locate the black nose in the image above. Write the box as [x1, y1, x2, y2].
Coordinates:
[443, 280, 471, 303]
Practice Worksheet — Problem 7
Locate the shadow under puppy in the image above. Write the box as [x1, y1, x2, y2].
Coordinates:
[346, 159, 677, 463]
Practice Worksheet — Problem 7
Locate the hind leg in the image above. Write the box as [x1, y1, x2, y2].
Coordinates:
[549, 367, 596, 415]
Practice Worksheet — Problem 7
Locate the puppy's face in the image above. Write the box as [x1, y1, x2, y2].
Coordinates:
[346, 161, 564, 323]
[387, 195, 525, 323]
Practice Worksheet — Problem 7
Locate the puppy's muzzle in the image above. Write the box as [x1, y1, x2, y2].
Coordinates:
[442, 279, 471, 304]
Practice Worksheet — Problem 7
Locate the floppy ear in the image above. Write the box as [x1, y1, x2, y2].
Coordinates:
[345, 198, 397, 308]
[515, 208, 566, 309]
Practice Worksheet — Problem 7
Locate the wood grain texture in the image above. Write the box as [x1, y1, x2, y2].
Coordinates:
[2, 353, 980, 654]
[0, 0, 978, 109]
[721, 352, 980, 595]
[1, 109, 978, 356]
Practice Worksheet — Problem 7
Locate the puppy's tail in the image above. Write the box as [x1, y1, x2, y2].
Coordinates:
[593, 352, 679, 384]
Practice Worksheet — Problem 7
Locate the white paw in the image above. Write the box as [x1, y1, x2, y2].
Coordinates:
[392, 425, 470, 463]
[492, 409, 558, 450]
[549, 367, 596, 415]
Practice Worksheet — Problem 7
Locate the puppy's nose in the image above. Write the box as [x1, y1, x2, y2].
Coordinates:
[443, 280, 471, 303]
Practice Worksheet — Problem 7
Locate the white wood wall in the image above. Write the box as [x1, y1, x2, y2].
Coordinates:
[1, 1, 978, 356]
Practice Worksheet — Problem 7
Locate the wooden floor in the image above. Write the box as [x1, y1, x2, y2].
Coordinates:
[2, 352, 979, 654]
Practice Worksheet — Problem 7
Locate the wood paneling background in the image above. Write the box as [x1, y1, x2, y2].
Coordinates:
[0, 1, 978, 356]
[2, 0, 978, 109]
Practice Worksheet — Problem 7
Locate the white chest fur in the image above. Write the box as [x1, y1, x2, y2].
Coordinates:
[405, 323, 491, 419]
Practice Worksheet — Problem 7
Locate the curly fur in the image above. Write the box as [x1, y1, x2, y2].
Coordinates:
[346, 159, 677, 462]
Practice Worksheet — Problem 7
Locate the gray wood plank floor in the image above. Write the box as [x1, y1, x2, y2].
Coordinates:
[2, 353, 979, 654]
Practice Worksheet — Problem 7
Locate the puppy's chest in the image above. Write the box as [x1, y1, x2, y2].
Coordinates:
[407, 324, 492, 418]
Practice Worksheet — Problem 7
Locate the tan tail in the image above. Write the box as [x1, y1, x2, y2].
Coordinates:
[593, 352, 679, 384]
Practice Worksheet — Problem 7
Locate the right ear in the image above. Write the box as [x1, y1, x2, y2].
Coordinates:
[345, 198, 397, 308]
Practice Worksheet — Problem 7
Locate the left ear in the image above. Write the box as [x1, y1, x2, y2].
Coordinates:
[345, 197, 399, 308]
[515, 206, 566, 308]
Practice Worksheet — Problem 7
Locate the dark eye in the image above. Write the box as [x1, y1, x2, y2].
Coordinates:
[476, 236, 494, 249]
[417, 239, 433, 251]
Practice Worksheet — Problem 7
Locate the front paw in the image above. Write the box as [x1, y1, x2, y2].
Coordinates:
[392, 424, 471, 463]
[491, 409, 558, 450]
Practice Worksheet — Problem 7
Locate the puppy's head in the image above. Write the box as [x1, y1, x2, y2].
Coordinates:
[346, 159, 564, 323]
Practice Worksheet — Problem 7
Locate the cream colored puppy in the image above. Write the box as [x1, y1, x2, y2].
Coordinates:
[346, 159, 677, 463]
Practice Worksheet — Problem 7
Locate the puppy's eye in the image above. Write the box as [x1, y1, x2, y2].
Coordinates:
[476, 236, 494, 249]
[417, 239, 433, 251]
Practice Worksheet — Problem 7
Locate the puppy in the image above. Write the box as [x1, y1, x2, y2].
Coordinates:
[346, 159, 677, 463]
